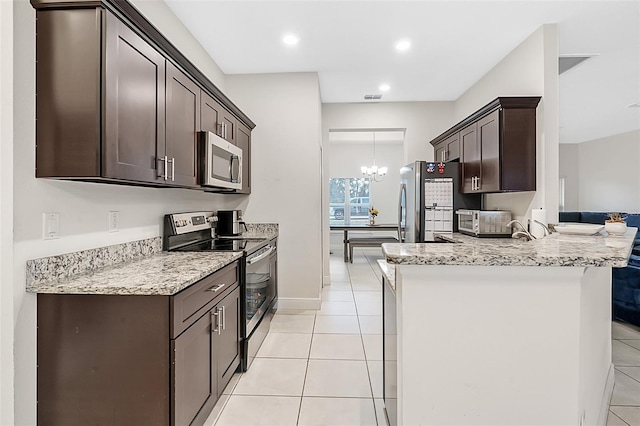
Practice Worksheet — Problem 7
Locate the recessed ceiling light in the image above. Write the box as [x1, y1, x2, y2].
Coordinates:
[379, 84, 391, 92]
[395, 39, 411, 52]
[282, 33, 299, 46]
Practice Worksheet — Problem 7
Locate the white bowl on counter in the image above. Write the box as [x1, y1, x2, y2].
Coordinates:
[604, 222, 627, 236]
[554, 223, 604, 235]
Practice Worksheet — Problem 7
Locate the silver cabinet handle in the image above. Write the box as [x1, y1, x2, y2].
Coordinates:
[171, 157, 175, 181]
[206, 283, 226, 292]
[220, 306, 226, 330]
[476, 176, 480, 191]
[211, 311, 220, 335]
[158, 156, 169, 180]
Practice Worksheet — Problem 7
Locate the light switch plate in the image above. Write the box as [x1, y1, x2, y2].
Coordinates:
[108, 211, 119, 233]
[43, 213, 60, 240]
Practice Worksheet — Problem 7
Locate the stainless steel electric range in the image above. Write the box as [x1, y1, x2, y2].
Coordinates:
[163, 211, 277, 371]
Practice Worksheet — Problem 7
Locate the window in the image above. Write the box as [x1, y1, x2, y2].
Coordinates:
[329, 177, 370, 225]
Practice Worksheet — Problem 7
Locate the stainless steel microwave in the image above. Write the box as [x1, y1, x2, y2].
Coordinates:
[456, 209, 512, 237]
[199, 131, 242, 190]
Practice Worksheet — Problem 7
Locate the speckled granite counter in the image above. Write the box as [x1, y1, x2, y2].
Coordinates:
[382, 227, 637, 267]
[377, 259, 395, 289]
[27, 251, 242, 295]
[26, 223, 278, 295]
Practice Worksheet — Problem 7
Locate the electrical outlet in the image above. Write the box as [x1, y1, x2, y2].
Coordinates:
[108, 211, 119, 233]
[43, 213, 60, 240]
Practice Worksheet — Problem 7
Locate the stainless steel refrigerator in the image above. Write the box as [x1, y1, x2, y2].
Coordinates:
[398, 161, 481, 242]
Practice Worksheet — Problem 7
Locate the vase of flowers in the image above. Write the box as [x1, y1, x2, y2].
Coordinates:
[369, 207, 379, 225]
[605, 212, 627, 236]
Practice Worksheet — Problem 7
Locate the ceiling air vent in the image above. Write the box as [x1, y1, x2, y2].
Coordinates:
[364, 94, 382, 100]
[559, 55, 594, 75]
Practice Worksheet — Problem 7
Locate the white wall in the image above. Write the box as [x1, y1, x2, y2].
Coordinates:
[571, 130, 640, 212]
[11, 1, 245, 423]
[225, 73, 323, 306]
[328, 140, 404, 225]
[323, 102, 454, 165]
[454, 24, 559, 224]
[130, 0, 226, 91]
[559, 143, 580, 211]
[1, 1, 15, 424]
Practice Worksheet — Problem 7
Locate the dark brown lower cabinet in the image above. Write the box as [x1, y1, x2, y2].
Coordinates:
[173, 286, 240, 426]
[37, 262, 240, 426]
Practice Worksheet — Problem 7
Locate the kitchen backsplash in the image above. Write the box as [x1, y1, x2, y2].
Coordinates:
[26, 237, 162, 285]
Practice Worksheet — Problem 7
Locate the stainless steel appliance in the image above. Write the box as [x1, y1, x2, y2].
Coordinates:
[398, 161, 481, 242]
[163, 211, 277, 371]
[217, 210, 247, 236]
[456, 209, 512, 237]
[199, 131, 243, 190]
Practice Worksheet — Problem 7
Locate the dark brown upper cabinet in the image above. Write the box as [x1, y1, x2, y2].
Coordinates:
[31, 0, 255, 190]
[236, 123, 252, 194]
[430, 97, 541, 194]
[166, 62, 200, 187]
[104, 11, 166, 184]
[201, 91, 223, 137]
[201, 89, 236, 145]
[433, 132, 460, 163]
[220, 110, 237, 145]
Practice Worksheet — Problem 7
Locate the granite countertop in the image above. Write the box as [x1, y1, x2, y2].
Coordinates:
[27, 251, 243, 295]
[377, 259, 395, 290]
[382, 227, 637, 267]
[27, 223, 278, 296]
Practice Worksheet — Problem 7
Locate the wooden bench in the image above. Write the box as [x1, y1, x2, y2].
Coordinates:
[348, 237, 399, 263]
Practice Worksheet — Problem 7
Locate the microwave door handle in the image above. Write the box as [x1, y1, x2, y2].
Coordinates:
[230, 155, 240, 183]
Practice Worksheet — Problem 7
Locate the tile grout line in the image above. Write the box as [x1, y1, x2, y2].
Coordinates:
[357, 250, 381, 425]
[295, 313, 316, 426]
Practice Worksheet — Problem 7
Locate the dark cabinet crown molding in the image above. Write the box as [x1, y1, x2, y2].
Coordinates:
[31, 0, 255, 130]
[429, 96, 541, 147]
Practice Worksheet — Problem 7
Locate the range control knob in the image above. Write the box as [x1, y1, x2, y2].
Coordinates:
[175, 219, 188, 227]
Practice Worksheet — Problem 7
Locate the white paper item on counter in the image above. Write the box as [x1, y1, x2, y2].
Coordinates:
[531, 208, 548, 239]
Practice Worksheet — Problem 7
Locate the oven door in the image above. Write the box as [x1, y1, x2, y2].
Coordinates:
[245, 245, 276, 335]
[201, 131, 242, 190]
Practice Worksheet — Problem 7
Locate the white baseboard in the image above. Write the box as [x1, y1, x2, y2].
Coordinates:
[598, 363, 616, 426]
[277, 297, 321, 310]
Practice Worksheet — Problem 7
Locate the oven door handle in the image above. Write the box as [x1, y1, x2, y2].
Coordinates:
[247, 246, 275, 265]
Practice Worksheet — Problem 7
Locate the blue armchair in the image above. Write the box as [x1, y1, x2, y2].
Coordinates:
[559, 212, 640, 326]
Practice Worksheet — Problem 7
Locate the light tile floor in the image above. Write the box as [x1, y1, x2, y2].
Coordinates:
[205, 247, 640, 426]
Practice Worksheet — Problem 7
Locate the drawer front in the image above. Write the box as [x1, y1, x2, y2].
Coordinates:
[172, 261, 239, 338]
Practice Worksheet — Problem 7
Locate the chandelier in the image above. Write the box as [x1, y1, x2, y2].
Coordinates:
[360, 132, 388, 182]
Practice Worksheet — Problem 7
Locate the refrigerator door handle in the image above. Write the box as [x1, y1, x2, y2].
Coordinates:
[398, 183, 406, 242]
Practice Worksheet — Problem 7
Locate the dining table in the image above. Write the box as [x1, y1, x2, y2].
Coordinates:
[330, 223, 399, 262]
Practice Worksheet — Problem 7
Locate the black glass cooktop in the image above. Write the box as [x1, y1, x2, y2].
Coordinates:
[173, 238, 266, 254]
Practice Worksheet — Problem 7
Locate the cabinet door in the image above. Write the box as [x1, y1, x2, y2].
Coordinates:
[215, 286, 241, 397]
[173, 309, 216, 426]
[236, 123, 251, 194]
[220, 110, 237, 145]
[166, 62, 200, 187]
[445, 133, 460, 162]
[104, 11, 166, 183]
[477, 110, 500, 192]
[460, 123, 479, 193]
[201, 90, 222, 137]
[434, 143, 446, 163]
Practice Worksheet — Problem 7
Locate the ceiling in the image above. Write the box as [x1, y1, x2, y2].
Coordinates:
[165, 0, 640, 144]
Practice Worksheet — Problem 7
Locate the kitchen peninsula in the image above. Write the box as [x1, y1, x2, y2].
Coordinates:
[381, 229, 637, 426]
